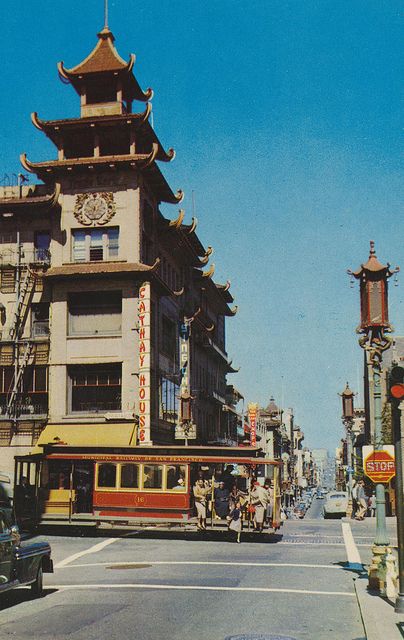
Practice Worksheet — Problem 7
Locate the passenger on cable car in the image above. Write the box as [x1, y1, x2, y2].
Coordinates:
[229, 483, 248, 515]
[172, 478, 185, 490]
[222, 465, 235, 490]
[214, 481, 230, 519]
[251, 480, 270, 532]
[193, 478, 211, 530]
[264, 479, 274, 524]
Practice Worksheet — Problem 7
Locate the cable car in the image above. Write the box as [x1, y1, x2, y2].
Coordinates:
[14, 444, 282, 533]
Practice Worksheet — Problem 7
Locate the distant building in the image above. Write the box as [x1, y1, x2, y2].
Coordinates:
[311, 448, 328, 487]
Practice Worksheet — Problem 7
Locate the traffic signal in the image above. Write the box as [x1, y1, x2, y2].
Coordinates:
[389, 365, 404, 400]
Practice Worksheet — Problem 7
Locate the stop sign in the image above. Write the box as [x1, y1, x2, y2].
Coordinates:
[364, 450, 396, 484]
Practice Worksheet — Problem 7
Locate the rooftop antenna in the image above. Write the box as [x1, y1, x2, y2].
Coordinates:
[104, 0, 109, 29]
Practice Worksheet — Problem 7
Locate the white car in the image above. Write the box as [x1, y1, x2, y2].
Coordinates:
[323, 491, 348, 518]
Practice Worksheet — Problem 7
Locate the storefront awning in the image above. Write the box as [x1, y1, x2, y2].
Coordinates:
[31, 423, 137, 453]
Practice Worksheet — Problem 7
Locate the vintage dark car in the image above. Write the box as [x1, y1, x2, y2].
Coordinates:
[0, 508, 53, 597]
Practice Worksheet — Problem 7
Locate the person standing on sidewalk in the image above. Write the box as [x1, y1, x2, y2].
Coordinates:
[355, 480, 367, 520]
[368, 492, 376, 517]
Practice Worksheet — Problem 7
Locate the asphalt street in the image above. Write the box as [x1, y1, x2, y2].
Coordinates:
[0, 499, 397, 640]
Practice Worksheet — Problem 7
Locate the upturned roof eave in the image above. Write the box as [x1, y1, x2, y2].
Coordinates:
[0, 183, 60, 212]
[44, 259, 160, 280]
[193, 269, 237, 316]
[20, 152, 183, 205]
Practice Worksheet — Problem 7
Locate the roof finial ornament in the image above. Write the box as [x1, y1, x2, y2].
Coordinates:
[104, 0, 109, 29]
[369, 240, 376, 257]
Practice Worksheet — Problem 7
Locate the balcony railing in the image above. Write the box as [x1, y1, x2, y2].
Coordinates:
[0, 399, 48, 418]
[0, 248, 51, 268]
[72, 400, 121, 413]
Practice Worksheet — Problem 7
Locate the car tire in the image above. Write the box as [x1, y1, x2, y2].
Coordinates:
[31, 564, 43, 598]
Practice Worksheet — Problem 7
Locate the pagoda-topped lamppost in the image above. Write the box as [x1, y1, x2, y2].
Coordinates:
[348, 241, 399, 591]
[340, 383, 355, 518]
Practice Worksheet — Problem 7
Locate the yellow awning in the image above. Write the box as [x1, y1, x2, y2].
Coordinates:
[31, 422, 137, 453]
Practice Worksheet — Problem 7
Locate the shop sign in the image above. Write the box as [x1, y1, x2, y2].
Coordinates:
[247, 402, 258, 446]
[175, 320, 196, 439]
[138, 283, 152, 445]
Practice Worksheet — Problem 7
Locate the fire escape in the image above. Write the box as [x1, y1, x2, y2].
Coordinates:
[0, 240, 50, 433]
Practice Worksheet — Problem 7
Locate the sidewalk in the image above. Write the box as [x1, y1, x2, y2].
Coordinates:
[354, 576, 404, 640]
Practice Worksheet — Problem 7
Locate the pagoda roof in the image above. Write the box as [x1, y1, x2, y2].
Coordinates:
[348, 241, 399, 278]
[58, 27, 152, 103]
[30, 107, 175, 164]
[0, 183, 60, 214]
[20, 151, 183, 205]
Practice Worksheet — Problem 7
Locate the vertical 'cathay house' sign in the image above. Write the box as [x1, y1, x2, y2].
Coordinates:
[138, 283, 152, 445]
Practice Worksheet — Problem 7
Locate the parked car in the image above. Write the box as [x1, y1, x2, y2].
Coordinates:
[293, 502, 306, 519]
[0, 508, 53, 597]
[323, 491, 348, 518]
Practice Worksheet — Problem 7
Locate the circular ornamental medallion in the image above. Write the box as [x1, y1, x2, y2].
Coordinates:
[74, 192, 116, 226]
[82, 195, 108, 220]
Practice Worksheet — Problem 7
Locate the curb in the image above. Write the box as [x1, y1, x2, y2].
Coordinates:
[354, 576, 404, 640]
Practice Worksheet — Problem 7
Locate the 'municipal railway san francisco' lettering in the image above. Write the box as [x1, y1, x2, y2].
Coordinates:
[138, 283, 151, 444]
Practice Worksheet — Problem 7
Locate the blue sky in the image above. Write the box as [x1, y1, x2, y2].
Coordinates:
[1, 1, 402, 453]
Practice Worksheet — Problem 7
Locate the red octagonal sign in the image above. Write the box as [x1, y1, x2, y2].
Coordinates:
[364, 450, 396, 484]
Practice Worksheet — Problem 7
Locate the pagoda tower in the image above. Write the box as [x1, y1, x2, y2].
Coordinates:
[22, 23, 183, 206]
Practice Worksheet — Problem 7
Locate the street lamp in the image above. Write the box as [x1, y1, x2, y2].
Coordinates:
[340, 382, 355, 517]
[348, 240, 399, 591]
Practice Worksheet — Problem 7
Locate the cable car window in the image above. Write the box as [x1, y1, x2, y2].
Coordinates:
[166, 465, 187, 490]
[143, 465, 163, 489]
[120, 464, 139, 489]
[97, 464, 117, 488]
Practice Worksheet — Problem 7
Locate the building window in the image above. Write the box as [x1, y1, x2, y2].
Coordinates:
[120, 464, 139, 489]
[34, 231, 51, 262]
[0, 367, 14, 414]
[143, 465, 163, 489]
[72, 227, 119, 262]
[0, 366, 48, 416]
[161, 315, 177, 360]
[97, 463, 117, 488]
[31, 303, 50, 337]
[166, 465, 186, 490]
[68, 291, 122, 336]
[0, 232, 16, 244]
[159, 377, 179, 423]
[69, 364, 121, 413]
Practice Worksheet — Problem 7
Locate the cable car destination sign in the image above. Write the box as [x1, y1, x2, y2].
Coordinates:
[363, 445, 396, 484]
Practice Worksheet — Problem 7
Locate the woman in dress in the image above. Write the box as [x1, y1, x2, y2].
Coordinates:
[193, 478, 210, 530]
[228, 499, 242, 543]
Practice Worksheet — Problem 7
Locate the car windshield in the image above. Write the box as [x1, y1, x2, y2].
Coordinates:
[328, 494, 346, 499]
